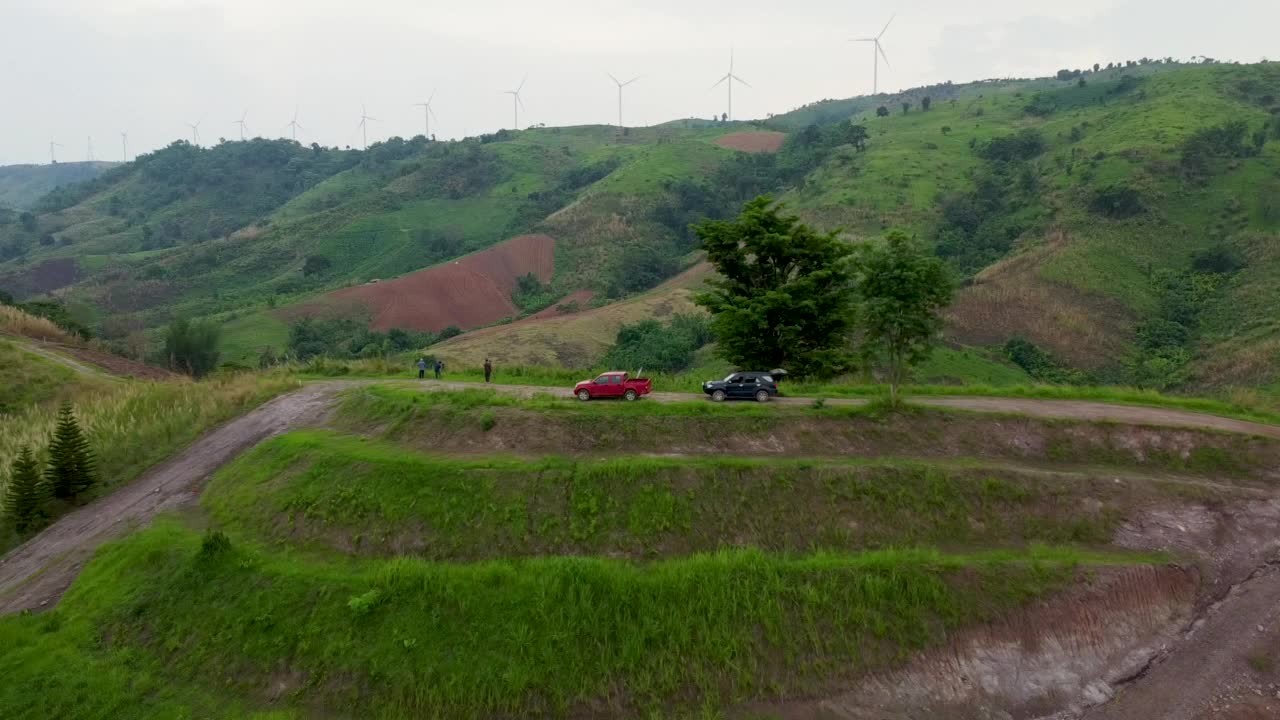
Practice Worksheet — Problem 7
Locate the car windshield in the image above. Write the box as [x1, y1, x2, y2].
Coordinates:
[723, 373, 737, 382]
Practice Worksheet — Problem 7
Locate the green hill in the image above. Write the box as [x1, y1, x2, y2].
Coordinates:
[1, 61, 1278, 393]
[0, 161, 118, 211]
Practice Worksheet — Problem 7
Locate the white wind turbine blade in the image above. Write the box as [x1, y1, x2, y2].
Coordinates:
[877, 42, 891, 69]
[731, 74, 752, 88]
[607, 72, 621, 86]
[877, 14, 895, 39]
[516, 75, 527, 94]
[622, 76, 640, 86]
[427, 89, 436, 105]
[516, 93, 525, 111]
[428, 106, 438, 121]
[711, 74, 730, 89]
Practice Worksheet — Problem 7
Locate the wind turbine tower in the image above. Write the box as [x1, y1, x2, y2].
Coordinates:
[233, 109, 249, 141]
[121, 132, 129, 162]
[87, 136, 95, 161]
[187, 119, 202, 147]
[285, 107, 303, 141]
[504, 77, 527, 130]
[607, 73, 640, 128]
[413, 91, 438, 138]
[711, 49, 751, 121]
[852, 15, 894, 94]
[357, 105, 379, 150]
[49, 141, 63, 164]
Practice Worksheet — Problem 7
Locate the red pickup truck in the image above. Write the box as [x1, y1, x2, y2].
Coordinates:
[573, 371, 653, 401]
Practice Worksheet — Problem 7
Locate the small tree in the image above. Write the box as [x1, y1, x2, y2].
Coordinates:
[3, 447, 48, 534]
[901, 102, 912, 115]
[302, 254, 332, 277]
[45, 404, 97, 502]
[695, 196, 857, 378]
[165, 317, 222, 377]
[853, 230, 953, 404]
[876, 106, 890, 118]
[921, 96, 932, 112]
[941, 126, 953, 136]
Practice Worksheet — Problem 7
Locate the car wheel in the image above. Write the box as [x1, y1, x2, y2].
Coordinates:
[576, 389, 591, 402]
[624, 389, 638, 401]
[711, 389, 727, 402]
[755, 390, 770, 403]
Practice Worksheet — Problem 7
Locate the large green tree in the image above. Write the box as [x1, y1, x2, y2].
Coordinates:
[695, 196, 857, 378]
[853, 230, 953, 403]
[45, 403, 98, 502]
[3, 447, 48, 534]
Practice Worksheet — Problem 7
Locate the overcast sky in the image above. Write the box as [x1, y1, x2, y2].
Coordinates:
[1, 0, 1276, 165]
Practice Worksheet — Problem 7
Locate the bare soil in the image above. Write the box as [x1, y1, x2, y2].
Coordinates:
[0, 382, 345, 615]
[304, 233, 555, 332]
[714, 131, 787, 153]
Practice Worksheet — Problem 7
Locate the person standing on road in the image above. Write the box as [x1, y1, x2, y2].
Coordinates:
[484, 358, 493, 383]
[434, 359, 443, 380]
[416, 357, 427, 380]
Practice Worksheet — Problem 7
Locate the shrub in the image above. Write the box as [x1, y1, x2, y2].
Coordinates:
[1089, 184, 1146, 218]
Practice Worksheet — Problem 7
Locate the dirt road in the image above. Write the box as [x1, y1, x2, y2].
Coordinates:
[0, 382, 342, 615]
[416, 380, 1280, 440]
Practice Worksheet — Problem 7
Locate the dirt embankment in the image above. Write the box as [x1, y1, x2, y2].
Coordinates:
[355, 402, 1280, 483]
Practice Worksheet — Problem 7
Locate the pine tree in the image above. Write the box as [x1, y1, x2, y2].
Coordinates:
[4, 447, 48, 534]
[45, 403, 98, 502]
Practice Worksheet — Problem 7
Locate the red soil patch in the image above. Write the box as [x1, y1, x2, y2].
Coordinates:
[531, 290, 595, 320]
[313, 234, 555, 333]
[0, 258, 80, 298]
[57, 344, 177, 380]
[714, 131, 787, 153]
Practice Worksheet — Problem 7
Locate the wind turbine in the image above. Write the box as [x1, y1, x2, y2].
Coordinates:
[711, 48, 750, 121]
[285, 106, 303, 141]
[504, 76, 527, 130]
[607, 73, 640, 128]
[413, 90, 438, 138]
[357, 104, 378, 150]
[49, 141, 63, 164]
[87, 136, 95, 161]
[852, 15, 894, 94]
[187, 119, 203, 146]
[121, 132, 129, 162]
[232, 109, 249, 141]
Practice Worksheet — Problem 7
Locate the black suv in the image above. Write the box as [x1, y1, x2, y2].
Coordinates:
[702, 371, 784, 402]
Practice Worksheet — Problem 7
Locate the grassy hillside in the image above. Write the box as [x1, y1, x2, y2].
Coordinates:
[0, 161, 118, 211]
[16, 382, 1262, 718]
[1, 61, 1278, 394]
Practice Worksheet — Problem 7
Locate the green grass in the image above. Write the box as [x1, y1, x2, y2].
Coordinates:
[0, 339, 109, 414]
[204, 430, 1144, 560]
[0, 517, 1147, 719]
[219, 311, 290, 365]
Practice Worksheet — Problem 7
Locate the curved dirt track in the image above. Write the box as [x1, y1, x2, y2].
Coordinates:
[9, 338, 104, 377]
[0, 382, 344, 615]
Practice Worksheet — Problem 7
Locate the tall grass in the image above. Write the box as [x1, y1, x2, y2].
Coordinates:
[0, 519, 1147, 719]
[0, 305, 77, 344]
[0, 372, 299, 547]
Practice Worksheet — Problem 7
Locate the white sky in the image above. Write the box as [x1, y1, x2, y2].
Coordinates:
[1, 0, 1276, 165]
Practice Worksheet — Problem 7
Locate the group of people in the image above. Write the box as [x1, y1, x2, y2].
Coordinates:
[417, 357, 494, 383]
